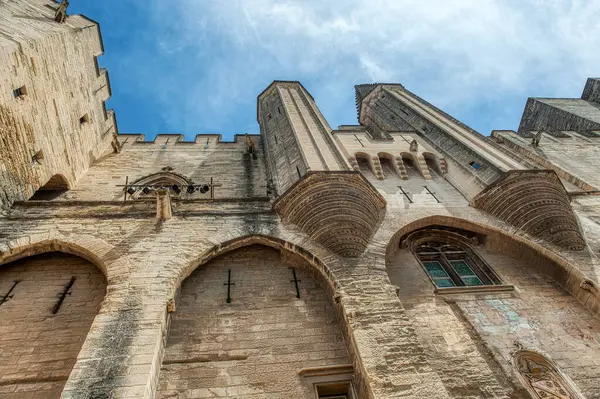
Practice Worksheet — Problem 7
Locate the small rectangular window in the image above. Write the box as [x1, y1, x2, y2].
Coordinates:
[469, 161, 482, 170]
[316, 382, 354, 398]
[296, 165, 302, 179]
[274, 135, 278, 144]
[13, 86, 27, 98]
[79, 114, 90, 125]
[277, 106, 282, 114]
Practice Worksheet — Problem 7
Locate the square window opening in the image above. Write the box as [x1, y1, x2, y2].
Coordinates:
[13, 86, 27, 98]
[469, 161, 482, 170]
[80, 114, 90, 125]
[316, 381, 353, 398]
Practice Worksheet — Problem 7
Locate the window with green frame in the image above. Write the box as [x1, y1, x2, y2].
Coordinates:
[416, 241, 501, 288]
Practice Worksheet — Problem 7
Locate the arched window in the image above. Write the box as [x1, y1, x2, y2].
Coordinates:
[514, 351, 581, 399]
[409, 229, 502, 288]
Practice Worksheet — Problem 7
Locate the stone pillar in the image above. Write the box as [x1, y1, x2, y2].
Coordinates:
[156, 189, 172, 221]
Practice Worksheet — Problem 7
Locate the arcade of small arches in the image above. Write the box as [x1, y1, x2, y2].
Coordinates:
[0, 217, 597, 398]
[348, 151, 446, 181]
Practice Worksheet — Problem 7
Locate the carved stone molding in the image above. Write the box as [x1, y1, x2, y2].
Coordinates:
[274, 172, 386, 257]
[472, 170, 585, 251]
[514, 351, 582, 399]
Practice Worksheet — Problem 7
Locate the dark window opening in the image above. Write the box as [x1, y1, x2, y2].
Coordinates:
[13, 86, 27, 98]
[267, 113, 272, 120]
[316, 381, 354, 398]
[79, 114, 90, 125]
[274, 135, 278, 144]
[415, 240, 501, 288]
[469, 161, 482, 170]
[277, 106, 281, 114]
[296, 165, 302, 179]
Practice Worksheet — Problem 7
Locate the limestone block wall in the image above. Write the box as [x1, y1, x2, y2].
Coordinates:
[518, 98, 600, 136]
[0, 252, 106, 398]
[334, 130, 486, 201]
[389, 241, 600, 398]
[258, 82, 350, 195]
[0, 198, 600, 397]
[31, 134, 267, 201]
[158, 245, 350, 398]
[492, 130, 600, 191]
[0, 0, 117, 209]
[356, 85, 526, 189]
[582, 77, 600, 103]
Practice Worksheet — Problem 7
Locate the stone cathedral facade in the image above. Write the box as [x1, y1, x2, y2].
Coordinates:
[1, 1, 600, 399]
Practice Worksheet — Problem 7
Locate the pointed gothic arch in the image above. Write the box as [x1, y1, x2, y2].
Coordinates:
[385, 215, 600, 314]
[0, 239, 107, 398]
[513, 350, 582, 399]
[159, 235, 362, 398]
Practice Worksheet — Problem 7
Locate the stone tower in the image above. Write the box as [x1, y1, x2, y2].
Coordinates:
[0, 0, 117, 209]
[1, 2, 600, 399]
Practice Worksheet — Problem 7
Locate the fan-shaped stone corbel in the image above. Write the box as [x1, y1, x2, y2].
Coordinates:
[472, 170, 585, 251]
[274, 172, 386, 257]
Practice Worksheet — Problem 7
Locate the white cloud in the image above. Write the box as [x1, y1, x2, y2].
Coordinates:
[138, 0, 600, 136]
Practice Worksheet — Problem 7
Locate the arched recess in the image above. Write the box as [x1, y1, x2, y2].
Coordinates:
[400, 152, 423, 178]
[422, 152, 444, 177]
[385, 215, 599, 312]
[378, 152, 407, 180]
[513, 350, 583, 398]
[30, 173, 70, 200]
[355, 151, 381, 180]
[0, 240, 107, 398]
[160, 235, 367, 398]
[385, 216, 600, 398]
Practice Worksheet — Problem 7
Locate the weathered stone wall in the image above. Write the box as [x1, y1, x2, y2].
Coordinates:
[389, 238, 600, 398]
[258, 82, 350, 195]
[0, 0, 117, 209]
[582, 78, 600, 103]
[158, 245, 350, 398]
[45, 134, 268, 201]
[0, 252, 106, 398]
[2, 4, 600, 396]
[492, 130, 600, 191]
[518, 98, 600, 135]
[357, 85, 525, 191]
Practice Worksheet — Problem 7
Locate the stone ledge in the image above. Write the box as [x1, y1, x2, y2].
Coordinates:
[434, 284, 515, 295]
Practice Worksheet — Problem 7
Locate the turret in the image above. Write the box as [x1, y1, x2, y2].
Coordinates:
[258, 81, 385, 258]
[0, 0, 117, 209]
[257, 81, 350, 195]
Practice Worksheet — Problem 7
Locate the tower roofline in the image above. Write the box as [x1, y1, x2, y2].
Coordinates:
[355, 83, 405, 121]
[256, 80, 314, 123]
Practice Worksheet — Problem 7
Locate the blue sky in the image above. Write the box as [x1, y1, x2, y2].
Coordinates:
[72, 0, 599, 141]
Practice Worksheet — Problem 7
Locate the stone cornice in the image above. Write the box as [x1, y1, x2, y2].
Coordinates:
[273, 171, 386, 257]
[472, 170, 586, 251]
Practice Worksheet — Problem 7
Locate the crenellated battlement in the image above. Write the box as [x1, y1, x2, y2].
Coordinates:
[115, 133, 261, 149]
